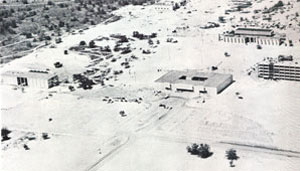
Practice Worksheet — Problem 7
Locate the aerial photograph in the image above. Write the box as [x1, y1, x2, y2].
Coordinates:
[1, 0, 300, 170]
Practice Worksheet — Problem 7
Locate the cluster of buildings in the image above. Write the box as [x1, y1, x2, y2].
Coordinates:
[219, 28, 287, 46]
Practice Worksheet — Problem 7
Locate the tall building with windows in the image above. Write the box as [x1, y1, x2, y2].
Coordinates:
[258, 57, 300, 81]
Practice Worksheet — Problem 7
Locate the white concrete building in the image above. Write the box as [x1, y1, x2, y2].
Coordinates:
[1, 69, 59, 89]
[153, 2, 173, 11]
[155, 70, 233, 95]
[219, 28, 286, 46]
[258, 57, 300, 82]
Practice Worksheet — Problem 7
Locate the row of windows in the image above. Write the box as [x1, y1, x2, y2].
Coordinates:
[258, 65, 300, 69]
[259, 74, 300, 78]
[259, 69, 300, 73]
[258, 69, 300, 73]
[259, 72, 300, 76]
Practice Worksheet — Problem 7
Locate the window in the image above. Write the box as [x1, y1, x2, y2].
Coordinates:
[191, 76, 208, 81]
[179, 75, 187, 80]
[17, 77, 28, 86]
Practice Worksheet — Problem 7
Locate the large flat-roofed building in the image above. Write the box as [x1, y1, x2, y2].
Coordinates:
[1, 69, 59, 89]
[155, 70, 233, 95]
[219, 27, 286, 46]
[258, 56, 300, 81]
[235, 28, 274, 37]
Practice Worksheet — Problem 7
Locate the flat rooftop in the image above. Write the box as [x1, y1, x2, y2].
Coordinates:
[2, 70, 57, 79]
[236, 28, 273, 32]
[233, 27, 275, 37]
[155, 70, 232, 88]
[259, 57, 300, 67]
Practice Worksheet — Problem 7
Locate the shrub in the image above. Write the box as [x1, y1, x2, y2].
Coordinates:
[121, 48, 132, 54]
[187, 143, 213, 158]
[89, 40, 96, 48]
[48, 1, 54, 5]
[73, 74, 95, 89]
[42, 133, 50, 140]
[58, 21, 65, 27]
[23, 32, 32, 38]
[274, 1, 284, 8]
[45, 35, 51, 41]
[23, 144, 30, 150]
[1, 127, 11, 142]
[79, 40, 86, 46]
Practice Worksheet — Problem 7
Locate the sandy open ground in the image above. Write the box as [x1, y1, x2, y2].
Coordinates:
[1, 0, 300, 170]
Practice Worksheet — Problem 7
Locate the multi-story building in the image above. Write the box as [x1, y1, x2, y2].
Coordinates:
[258, 57, 300, 81]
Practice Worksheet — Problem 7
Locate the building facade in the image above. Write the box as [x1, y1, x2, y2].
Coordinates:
[1, 69, 59, 89]
[219, 28, 286, 46]
[155, 70, 233, 95]
[153, 2, 173, 11]
[258, 57, 300, 81]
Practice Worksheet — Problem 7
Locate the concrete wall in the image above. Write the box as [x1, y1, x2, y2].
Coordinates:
[220, 35, 281, 46]
[156, 82, 219, 95]
[174, 83, 194, 91]
[216, 75, 233, 94]
[1, 75, 17, 85]
[1, 75, 49, 89]
[27, 78, 49, 89]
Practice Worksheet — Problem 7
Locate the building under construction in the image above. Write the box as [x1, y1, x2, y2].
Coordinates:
[258, 56, 300, 81]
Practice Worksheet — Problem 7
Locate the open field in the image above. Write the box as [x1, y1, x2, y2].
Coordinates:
[1, 0, 300, 170]
[99, 136, 300, 171]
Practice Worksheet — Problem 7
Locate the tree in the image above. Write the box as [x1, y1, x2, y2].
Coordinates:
[79, 40, 86, 46]
[22, 0, 28, 4]
[173, 3, 180, 10]
[187, 143, 213, 158]
[47, 1, 54, 5]
[89, 40, 96, 48]
[226, 149, 239, 167]
[1, 127, 11, 142]
[274, 1, 284, 8]
[58, 21, 65, 27]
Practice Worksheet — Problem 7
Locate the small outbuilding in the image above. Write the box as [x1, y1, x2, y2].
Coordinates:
[1, 69, 59, 89]
[155, 70, 233, 95]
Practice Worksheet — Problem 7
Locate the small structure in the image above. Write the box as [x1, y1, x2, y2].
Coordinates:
[153, 2, 173, 11]
[219, 27, 286, 46]
[155, 70, 233, 95]
[1, 69, 59, 89]
[258, 56, 300, 81]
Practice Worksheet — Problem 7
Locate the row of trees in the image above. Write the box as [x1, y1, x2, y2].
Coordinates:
[187, 143, 239, 167]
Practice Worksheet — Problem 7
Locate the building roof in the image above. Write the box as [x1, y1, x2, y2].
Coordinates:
[259, 57, 300, 67]
[155, 70, 232, 88]
[2, 70, 57, 80]
[236, 28, 273, 32]
[234, 27, 274, 36]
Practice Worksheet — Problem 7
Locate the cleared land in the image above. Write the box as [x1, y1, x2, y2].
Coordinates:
[1, 0, 300, 171]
